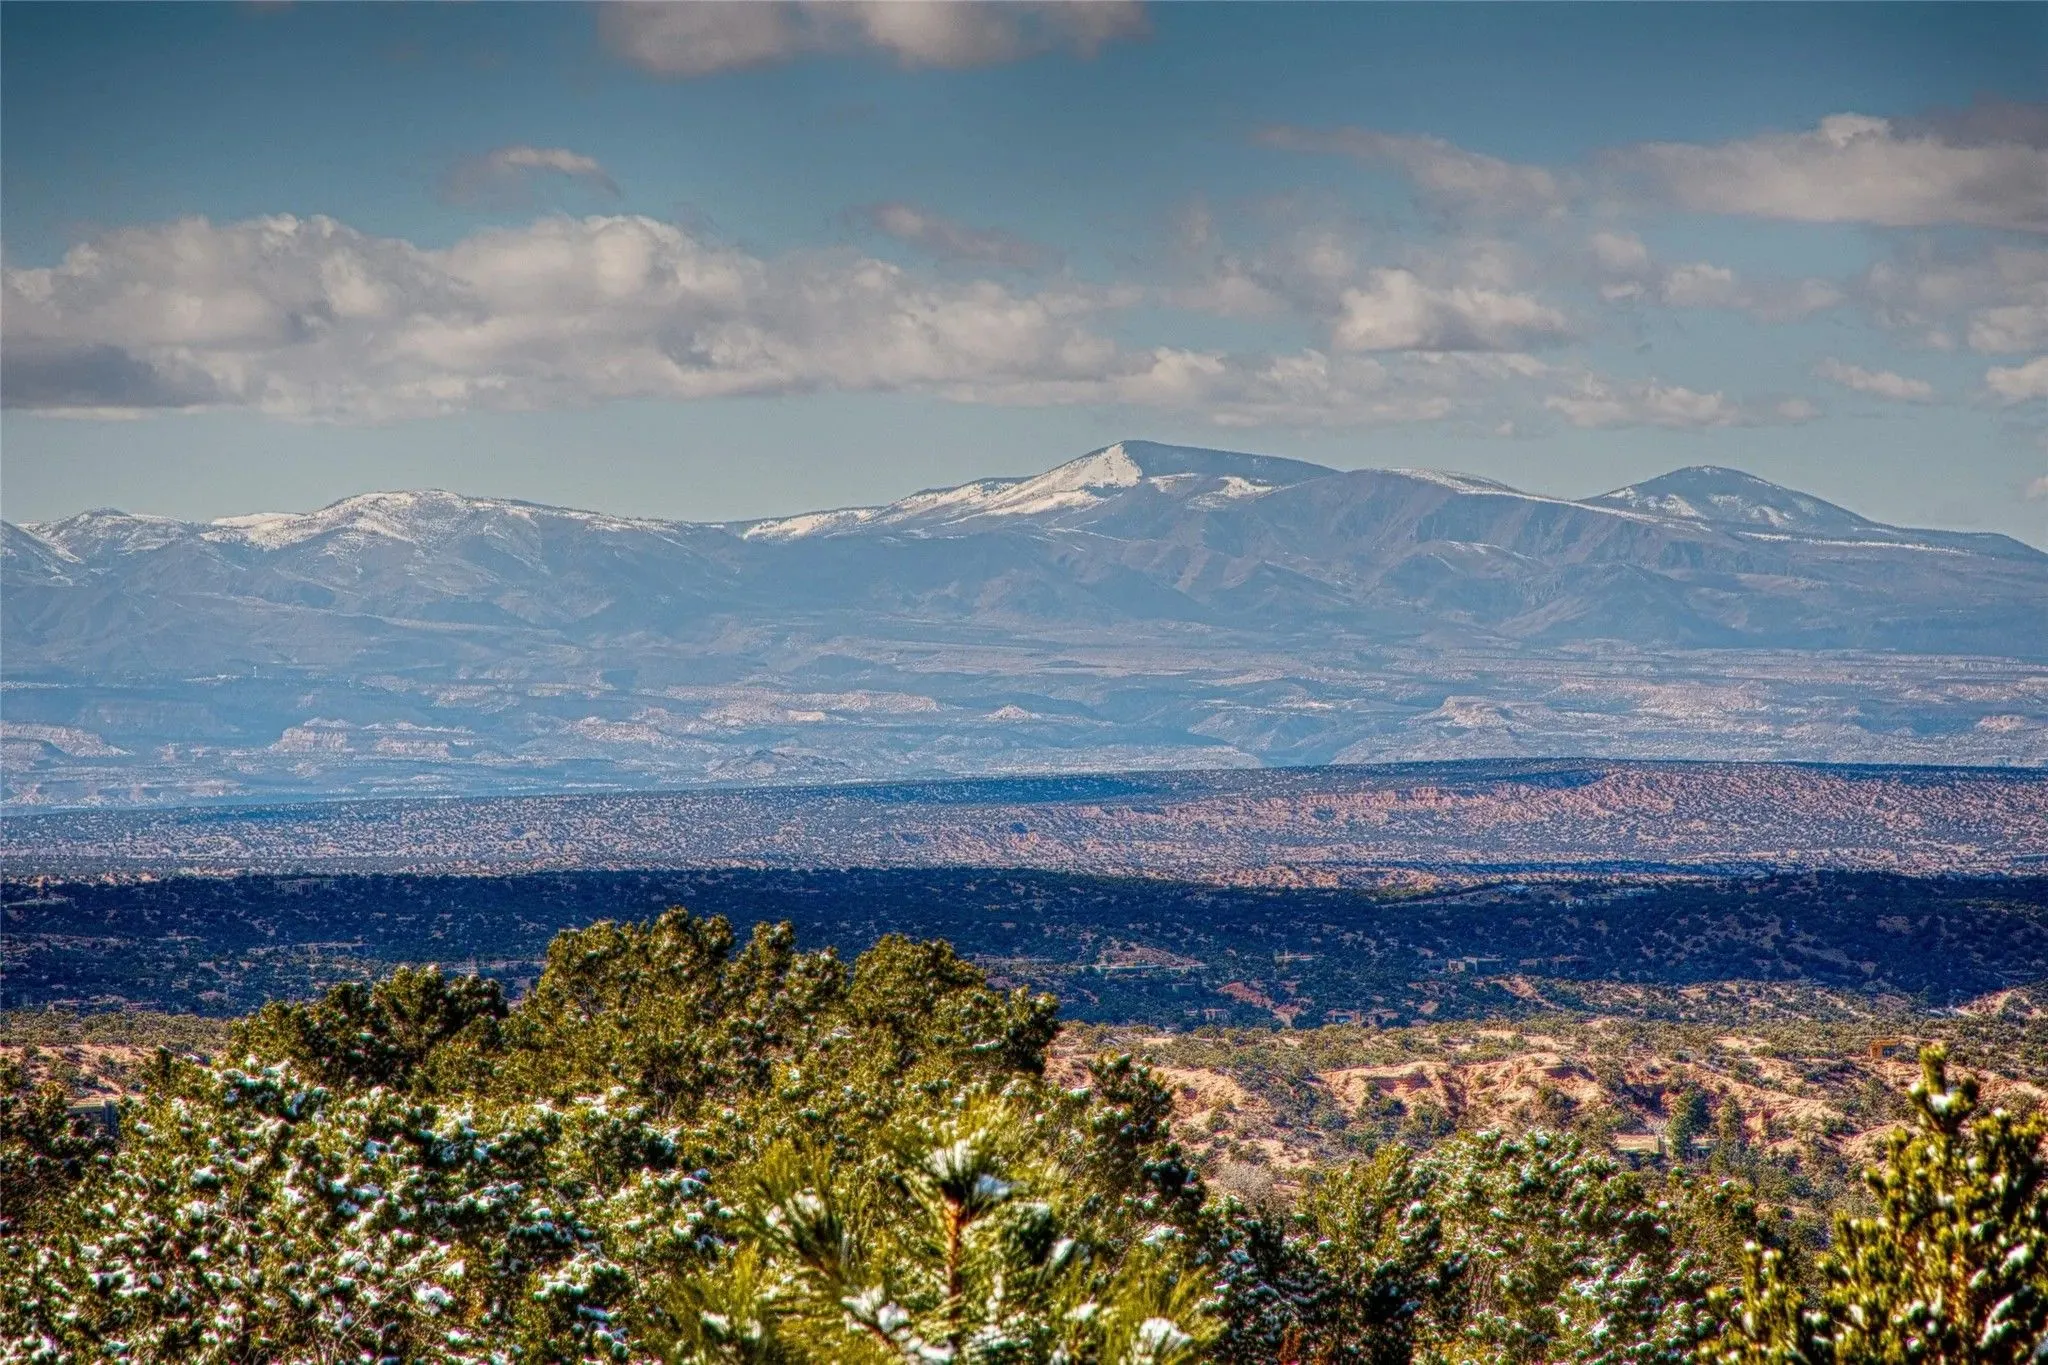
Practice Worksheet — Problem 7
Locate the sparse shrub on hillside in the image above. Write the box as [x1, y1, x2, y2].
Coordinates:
[1667, 1086, 1713, 1160]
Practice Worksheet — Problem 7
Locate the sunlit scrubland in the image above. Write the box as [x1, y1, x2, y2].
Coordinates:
[4, 909, 2046, 1363]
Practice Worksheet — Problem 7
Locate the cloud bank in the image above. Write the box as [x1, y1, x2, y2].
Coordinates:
[0, 212, 1557, 428]
[1271, 108, 2048, 233]
[1619, 113, 2048, 234]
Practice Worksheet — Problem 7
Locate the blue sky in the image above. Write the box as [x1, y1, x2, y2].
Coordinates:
[4, 2, 2045, 542]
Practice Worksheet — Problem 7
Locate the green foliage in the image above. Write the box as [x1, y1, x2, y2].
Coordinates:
[0, 909, 1208, 1364]
[10, 1058, 692, 1363]
[1214, 1145, 1456, 1365]
[1667, 1087, 1712, 1160]
[0, 1055, 108, 1238]
[662, 1103, 1212, 1364]
[1717, 1045, 2048, 1365]
[1205, 1127, 1718, 1365]
[235, 963, 507, 1093]
[9, 907, 2048, 1365]
[1423, 1128, 1716, 1364]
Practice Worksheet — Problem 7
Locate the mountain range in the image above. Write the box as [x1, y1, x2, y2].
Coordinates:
[5, 440, 2045, 805]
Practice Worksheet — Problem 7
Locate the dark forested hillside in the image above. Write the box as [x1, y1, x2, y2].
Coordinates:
[9, 869, 2047, 1022]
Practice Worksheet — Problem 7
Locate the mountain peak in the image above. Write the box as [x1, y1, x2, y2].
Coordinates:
[23, 507, 192, 562]
[203, 488, 673, 551]
[742, 440, 1338, 541]
[1589, 465, 1868, 534]
[1094, 440, 1337, 485]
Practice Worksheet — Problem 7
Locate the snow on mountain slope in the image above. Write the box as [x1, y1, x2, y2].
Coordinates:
[24, 491, 691, 566]
[742, 440, 1335, 541]
[0, 521, 80, 584]
[1588, 465, 2042, 558]
[22, 509, 194, 565]
[5, 444, 2040, 639]
[203, 489, 683, 552]
[1590, 466, 1871, 534]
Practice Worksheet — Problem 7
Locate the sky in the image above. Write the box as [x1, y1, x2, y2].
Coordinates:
[3, 2, 2046, 544]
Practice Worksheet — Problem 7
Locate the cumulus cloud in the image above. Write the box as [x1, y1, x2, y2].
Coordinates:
[1256, 126, 1569, 218]
[1813, 357, 1935, 402]
[1860, 245, 2048, 353]
[1109, 348, 1545, 429]
[1160, 210, 1571, 354]
[1544, 374, 1818, 430]
[855, 202, 1047, 268]
[1587, 231, 1841, 322]
[0, 214, 1128, 419]
[598, 0, 1145, 77]
[1260, 105, 2048, 234]
[1987, 357, 2048, 403]
[1900, 96, 2048, 150]
[1588, 230, 1653, 277]
[1332, 268, 1572, 351]
[1618, 111, 2048, 232]
[1165, 219, 1361, 321]
[0, 211, 1512, 429]
[442, 145, 620, 207]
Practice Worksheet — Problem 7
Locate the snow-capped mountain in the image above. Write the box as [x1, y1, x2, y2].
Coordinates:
[1586, 465, 2031, 555]
[740, 441, 1333, 541]
[5, 440, 2045, 805]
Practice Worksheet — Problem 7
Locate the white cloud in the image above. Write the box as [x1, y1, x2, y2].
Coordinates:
[0, 214, 1126, 419]
[1160, 211, 1571, 355]
[0, 211, 1511, 429]
[1657, 261, 1741, 308]
[1589, 230, 1652, 277]
[1331, 268, 1571, 352]
[1813, 357, 1935, 402]
[1970, 300, 2048, 354]
[1165, 222, 1360, 321]
[1620, 112, 2048, 232]
[856, 202, 1047, 268]
[1256, 126, 1569, 218]
[1121, 348, 1546, 429]
[2026, 474, 2048, 502]
[442, 145, 620, 206]
[1986, 357, 2048, 403]
[1265, 107, 2048, 233]
[1861, 245, 2048, 353]
[1544, 374, 1818, 430]
[598, 0, 1145, 77]
[1587, 231, 1841, 322]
